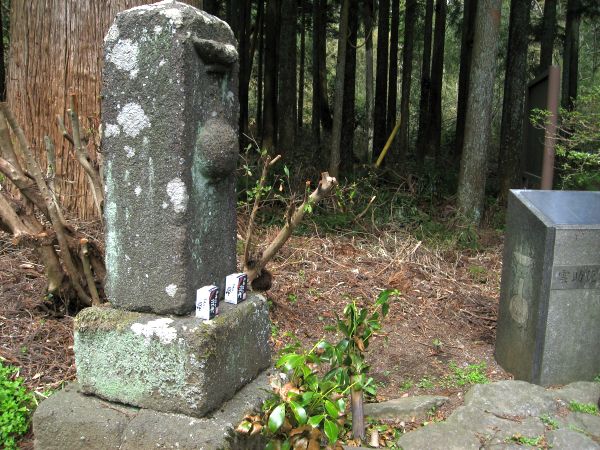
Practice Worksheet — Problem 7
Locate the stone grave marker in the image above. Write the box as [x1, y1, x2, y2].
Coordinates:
[102, 0, 239, 315]
[495, 190, 600, 385]
[33, 3, 271, 448]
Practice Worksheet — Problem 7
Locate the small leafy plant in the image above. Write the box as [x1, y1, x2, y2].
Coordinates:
[506, 433, 545, 447]
[447, 361, 489, 387]
[238, 290, 397, 448]
[539, 414, 559, 430]
[1, 361, 34, 450]
[568, 401, 599, 415]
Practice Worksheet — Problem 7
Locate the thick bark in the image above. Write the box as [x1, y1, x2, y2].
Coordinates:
[263, 0, 279, 151]
[539, 0, 557, 71]
[340, 0, 358, 174]
[396, 0, 416, 164]
[562, 0, 581, 111]
[363, 0, 375, 162]
[415, 0, 434, 165]
[386, 0, 399, 140]
[278, 0, 297, 155]
[329, 0, 350, 177]
[455, 0, 477, 158]
[7, 0, 201, 218]
[298, 1, 306, 129]
[425, 0, 446, 162]
[498, 0, 531, 202]
[457, 0, 502, 224]
[373, 0, 390, 158]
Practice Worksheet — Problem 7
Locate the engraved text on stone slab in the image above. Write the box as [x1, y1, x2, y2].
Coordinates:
[551, 265, 600, 290]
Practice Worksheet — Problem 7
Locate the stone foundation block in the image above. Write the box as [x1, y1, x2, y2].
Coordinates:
[34, 375, 271, 450]
[74, 294, 271, 417]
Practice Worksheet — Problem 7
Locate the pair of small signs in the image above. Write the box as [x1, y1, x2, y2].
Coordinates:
[195, 273, 248, 320]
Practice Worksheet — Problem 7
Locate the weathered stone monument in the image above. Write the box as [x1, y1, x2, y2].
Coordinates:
[33, 2, 271, 448]
[495, 190, 600, 386]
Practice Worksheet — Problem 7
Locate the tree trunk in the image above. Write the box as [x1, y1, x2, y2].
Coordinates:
[386, 0, 399, 144]
[239, 0, 252, 147]
[539, 0, 557, 72]
[415, 0, 434, 166]
[426, 0, 446, 163]
[329, 0, 350, 178]
[257, 0, 265, 137]
[298, 1, 306, 129]
[396, 0, 416, 164]
[373, 0, 390, 158]
[454, 0, 477, 158]
[312, 0, 331, 146]
[498, 0, 531, 202]
[341, 0, 358, 174]
[0, 4, 5, 102]
[263, 0, 279, 151]
[456, 0, 502, 224]
[363, 0, 375, 163]
[351, 387, 365, 441]
[278, 0, 297, 156]
[562, 0, 581, 111]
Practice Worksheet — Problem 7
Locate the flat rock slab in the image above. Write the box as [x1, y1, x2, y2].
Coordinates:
[396, 380, 600, 449]
[34, 374, 271, 450]
[74, 294, 270, 417]
[363, 395, 449, 421]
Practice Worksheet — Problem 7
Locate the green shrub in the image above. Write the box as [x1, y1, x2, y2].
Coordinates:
[1, 361, 34, 449]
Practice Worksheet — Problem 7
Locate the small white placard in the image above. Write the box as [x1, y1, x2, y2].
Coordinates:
[224, 273, 248, 304]
[196, 285, 219, 320]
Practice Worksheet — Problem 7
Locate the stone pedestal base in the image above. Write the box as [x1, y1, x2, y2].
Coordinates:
[74, 294, 271, 417]
[33, 374, 271, 450]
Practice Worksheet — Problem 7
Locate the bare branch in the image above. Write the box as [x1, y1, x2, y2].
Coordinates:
[246, 172, 338, 281]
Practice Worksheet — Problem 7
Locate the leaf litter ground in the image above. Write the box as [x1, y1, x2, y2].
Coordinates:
[1, 221, 510, 446]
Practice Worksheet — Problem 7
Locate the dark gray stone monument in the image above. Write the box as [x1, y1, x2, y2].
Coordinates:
[102, 0, 239, 315]
[33, 3, 271, 448]
[495, 190, 600, 386]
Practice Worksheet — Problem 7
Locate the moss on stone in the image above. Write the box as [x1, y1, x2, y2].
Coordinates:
[75, 306, 141, 332]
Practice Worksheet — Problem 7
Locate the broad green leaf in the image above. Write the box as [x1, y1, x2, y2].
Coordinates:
[301, 391, 315, 406]
[307, 414, 325, 427]
[281, 440, 291, 450]
[381, 302, 390, 317]
[268, 403, 286, 433]
[337, 398, 346, 412]
[324, 418, 339, 444]
[283, 165, 290, 178]
[276, 353, 305, 371]
[324, 399, 339, 419]
[289, 400, 308, 425]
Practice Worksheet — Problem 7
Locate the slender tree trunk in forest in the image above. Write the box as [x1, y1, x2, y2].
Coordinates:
[562, 0, 581, 111]
[364, 0, 375, 163]
[426, 0, 446, 163]
[329, 0, 350, 178]
[312, 0, 331, 149]
[373, 0, 390, 159]
[278, 0, 297, 156]
[455, 0, 477, 158]
[341, 0, 358, 174]
[298, 1, 306, 129]
[457, 0, 502, 224]
[387, 0, 399, 142]
[396, 0, 416, 164]
[416, 0, 434, 166]
[499, 0, 531, 203]
[257, 0, 265, 137]
[239, 0, 252, 147]
[539, 0, 557, 72]
[263, 0, 279, 151]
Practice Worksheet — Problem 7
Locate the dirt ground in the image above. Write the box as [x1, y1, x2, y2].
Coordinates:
[0, 219, 512, 446]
